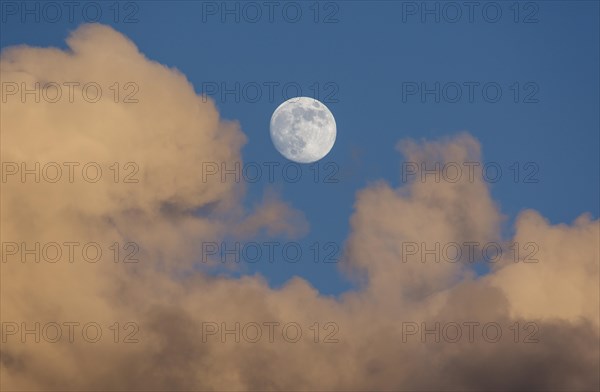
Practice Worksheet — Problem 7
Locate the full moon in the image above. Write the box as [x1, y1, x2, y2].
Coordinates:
[269, 97, 336, 164]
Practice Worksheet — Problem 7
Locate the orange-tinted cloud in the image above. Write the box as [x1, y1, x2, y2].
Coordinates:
[1, 24, 598, 391]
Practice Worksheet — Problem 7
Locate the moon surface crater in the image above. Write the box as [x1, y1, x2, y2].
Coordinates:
[269, 97, 337, 164]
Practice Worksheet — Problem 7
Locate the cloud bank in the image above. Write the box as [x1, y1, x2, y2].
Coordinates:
[1, 24, 598, 391]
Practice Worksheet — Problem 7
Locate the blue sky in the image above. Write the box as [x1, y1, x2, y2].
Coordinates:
[2, 0, 598, 295]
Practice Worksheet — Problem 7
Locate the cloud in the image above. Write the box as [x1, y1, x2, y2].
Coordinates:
[343, 133, 503, 302]
[1, 24, 598, 391]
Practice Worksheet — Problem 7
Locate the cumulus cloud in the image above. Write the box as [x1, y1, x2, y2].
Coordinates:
[1, 24, 598, 391]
